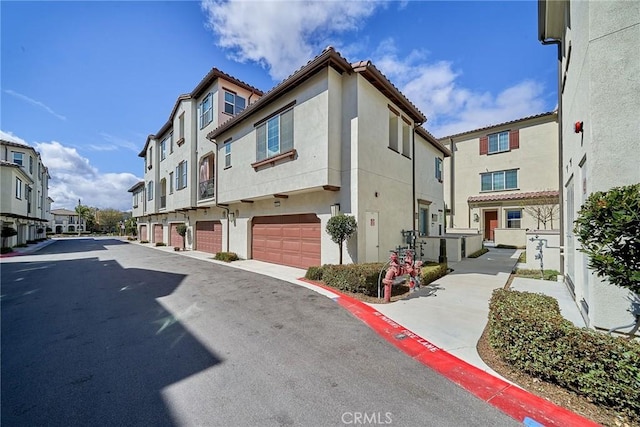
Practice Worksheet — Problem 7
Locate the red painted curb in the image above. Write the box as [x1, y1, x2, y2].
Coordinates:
[299, 278, 600, 427]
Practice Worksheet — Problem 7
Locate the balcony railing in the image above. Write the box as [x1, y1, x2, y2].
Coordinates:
[198, 178, 215, 200]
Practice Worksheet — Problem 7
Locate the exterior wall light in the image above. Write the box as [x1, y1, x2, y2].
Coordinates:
[473, 213, 480, 222]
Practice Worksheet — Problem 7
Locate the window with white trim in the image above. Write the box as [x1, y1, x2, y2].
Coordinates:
[200, 93, 213, 129]
[147, 181, 154, 201]
[29, 156, 33, 174]
[388, 111, 398, 151]
[147, 147, 153, 169]
[481, 169, 518, 191]
[224, 91, 246, 115]
[488, 131, 509, 154]
[160, 137, 167, 161]
[435, 157, 443, 182]
[176, 161, 188, 190]
[402, 120, 411, 157]
[506, 209, 522, 229]
[169, 172, 174, 194]
[16, 177, 22, 199]
[224, 140, 231, 168]
[12, 152, 23, 166]
[256, 108, 293, 161]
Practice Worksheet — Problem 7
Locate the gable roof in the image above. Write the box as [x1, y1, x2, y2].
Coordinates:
[207, 47, 427, 141]
[438, 111, 557, 141]
[468, 190, 559, 203]
[51, 208, 78, 216]
[138, 69, 265, 157]
[415, 127, 451, 157]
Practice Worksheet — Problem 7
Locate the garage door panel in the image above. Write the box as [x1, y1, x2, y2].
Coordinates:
[196, 221, 222, 254]
[252, 214, 320, 269]
[140, 225, 148, 241]
[154, 225, 163, 243]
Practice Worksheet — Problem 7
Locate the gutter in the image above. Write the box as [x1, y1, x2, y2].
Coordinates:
[540, 37, 564, 276]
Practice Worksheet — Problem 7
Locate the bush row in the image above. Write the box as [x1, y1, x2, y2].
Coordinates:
[488, 289, 640, 418]
[305, 262, 448, 297]
[468, 247, 489, 258]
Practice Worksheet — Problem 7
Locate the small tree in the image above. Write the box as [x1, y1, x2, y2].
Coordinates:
[326, 214, 357, 265]
[2, 226, 18, 248]
[176, 224, 188, 251]
[522, 194, 560, 230]
[574, 183, 640, 296]
[99, 208, 124, 233]
[125, 217, 137, 237]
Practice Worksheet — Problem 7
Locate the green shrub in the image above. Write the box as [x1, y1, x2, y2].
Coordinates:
[496, 244, 525, 249]
[420, 263, 448, 284]
[468, 247, 489, 258]
[155, 242, 166, 247]
[514, 269, 560, 281]
[488, 289, 640, 418]
[140, 240, 149, 244]
[517, 251, 526, 263]
[214, 252, 239, 262]
[305, 266, 325, 281]
[321, 263, 385, 296]
[127, 236, 136, 241]
[1, 247, 13, 254]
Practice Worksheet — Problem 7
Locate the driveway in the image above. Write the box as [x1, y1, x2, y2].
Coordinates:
[1, 238, 518, 426]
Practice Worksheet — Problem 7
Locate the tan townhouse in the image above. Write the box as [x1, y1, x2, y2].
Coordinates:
[50, 208, 85, 233]
[440, 112, 559, 247]
[539, 0, 640, 332]
[1, 139, 52, 246]
[132, 47, 450, 269]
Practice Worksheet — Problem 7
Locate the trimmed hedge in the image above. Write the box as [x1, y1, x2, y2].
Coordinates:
[155, 242, 166, 247]
[488, 289, 640, 418]
[304, 262, 448, 297]
[468, 247, 489, 258]
[214, 252, 239, 262]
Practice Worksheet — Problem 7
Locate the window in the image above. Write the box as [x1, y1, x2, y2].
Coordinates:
[160, 179, 167, 208]
[147, 147, 153, 169]
[419, 206, 429, 236]
[147, 181, 154, 201]
[488, 131, 509, 154]
[402, 120, 411, 157]
[256, 108, 293, 161]
[178, 114, 184, 148]
[133, 191, 139, 208]
[12, 152, 23, 166]
[224, 140, 231, 168]
[15, 177, 22, 199]
[224, 91, 246, 115]
[435, 157, 443, 182]
[506, 210, 522, 229]
[388, 111, 398, 151]
[176, 161, 188, 190]
[200, 93, 213, 129]
[481, 169, 518, 191]
[160, 137, 167, 161]
[169, 172, 174, 194]
[29, 156, 33, 174]
[198, 155, 214, 199]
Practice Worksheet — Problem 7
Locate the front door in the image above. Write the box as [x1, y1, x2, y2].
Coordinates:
[484, 211, 498, 241]
[365, 211, 379, 263]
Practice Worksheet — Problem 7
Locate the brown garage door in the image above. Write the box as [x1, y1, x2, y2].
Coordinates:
[252, 214, 321, 269]
[154, 224, 163, 243]
[196, 221, 222, 254]
[140, 225, 148, 241]
[169, 223, 184, 247]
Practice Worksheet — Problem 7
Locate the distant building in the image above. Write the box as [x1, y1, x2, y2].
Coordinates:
[440, 112, 559, 247]
[51, 208, 84, 234]
[1, 139, 52, 246]
[539, 0, 640, 331]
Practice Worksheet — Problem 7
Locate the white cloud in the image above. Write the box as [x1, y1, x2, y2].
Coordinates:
[0, 131, 141, 211]
[3, 89, 67, 121]
[373, 40, 548, 137]
[201, 0, 381, 80]
[0, 130, 29, 146]
[98, 132, 140, 153]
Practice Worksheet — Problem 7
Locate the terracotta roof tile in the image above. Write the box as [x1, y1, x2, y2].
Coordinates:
[439, 111, 557, 140]
[468, 190, 559, 203]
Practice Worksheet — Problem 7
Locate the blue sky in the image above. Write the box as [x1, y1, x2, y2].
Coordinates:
[1, 1, 556, 211]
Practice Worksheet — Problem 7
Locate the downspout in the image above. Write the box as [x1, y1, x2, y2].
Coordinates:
[210, 138, 230, 251]
[541, 38, 564, 275]
[412, 129, 416, 236]
[449, 137, 455, 229]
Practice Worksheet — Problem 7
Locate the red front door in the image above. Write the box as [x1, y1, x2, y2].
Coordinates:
[484, 211, 498, 241]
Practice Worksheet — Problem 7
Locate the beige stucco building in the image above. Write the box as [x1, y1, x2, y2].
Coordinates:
[441, 112, 559, 247]
[50, 208, 85, 234]
[131, 48, 450, 268]
[1, 139, 52, 246]
[539, 0, 640, 332]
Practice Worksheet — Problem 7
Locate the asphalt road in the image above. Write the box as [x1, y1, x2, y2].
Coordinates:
[1, 238, 519, 426]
